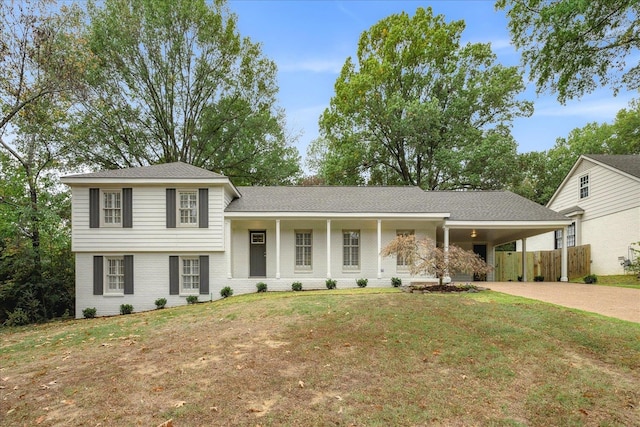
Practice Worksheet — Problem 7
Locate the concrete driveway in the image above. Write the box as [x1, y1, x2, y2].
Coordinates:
[485, 282, 640, 323]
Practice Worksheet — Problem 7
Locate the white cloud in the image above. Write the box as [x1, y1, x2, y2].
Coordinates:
[278, 58, 344, 74]
[534, 94, 637, 119]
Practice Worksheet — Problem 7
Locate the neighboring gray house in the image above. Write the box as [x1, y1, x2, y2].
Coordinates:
[522, 154, 640, 275]
[61, 162, 571, 317]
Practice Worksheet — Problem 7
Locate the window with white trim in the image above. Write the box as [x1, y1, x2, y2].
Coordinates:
[396, 230, 415, 268]
[343, 230, 360, 269]
[555, 223, 576, 249]
[579, 174, 589, 199]
[295, 230, 312, 270]
[102, 190, 122, 226]
[181, 257, 200, 293]
[178, 190, 198, 226]
[105, 257, 124, 294]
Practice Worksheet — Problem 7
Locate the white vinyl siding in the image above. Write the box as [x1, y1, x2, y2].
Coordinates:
[178, 190, 198, 226]
[105, 257, 124, 294]
[71, 186, 226, 252]
[102, 190, 122, 226]
[342, 230, 360, 269]
[295, 230, 312, 270]
[181, 257, 200, 293]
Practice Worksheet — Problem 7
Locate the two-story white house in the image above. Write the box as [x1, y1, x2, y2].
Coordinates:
[521, 154, 640, 275]
[61, 162, 572, 317]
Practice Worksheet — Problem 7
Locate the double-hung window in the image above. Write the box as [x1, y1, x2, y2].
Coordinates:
[396, 230, 415, 269]
[295, 230, 312, 270]
[343, 230, 360, 269]
[178, 191, 198, 226]
[102, 190, 122, 226]
[579, 174, 589, 199]
[105, 257, 125, 294]
[181, 257, 200, 293]
[555, 223, 576, 249]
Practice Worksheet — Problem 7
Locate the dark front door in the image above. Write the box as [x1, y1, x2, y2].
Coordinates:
[473, 244, 487, 281]
[249, 231, 266, 277]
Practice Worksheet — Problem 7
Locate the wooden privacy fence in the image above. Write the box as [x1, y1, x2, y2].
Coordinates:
[495, 244, 590, 281]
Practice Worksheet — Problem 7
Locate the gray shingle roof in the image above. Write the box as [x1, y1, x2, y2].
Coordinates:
[226, 186, 567, 222]
[63, 162, 225, 179]
[227, 186, 434, 214]
[585, 154, 640, 179]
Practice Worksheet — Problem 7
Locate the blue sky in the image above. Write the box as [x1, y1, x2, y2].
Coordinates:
[229, 0, 637, 169]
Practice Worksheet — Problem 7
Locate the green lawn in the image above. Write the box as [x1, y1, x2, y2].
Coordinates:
[572, 274, 640, 289]
[1, 289, 639, 426]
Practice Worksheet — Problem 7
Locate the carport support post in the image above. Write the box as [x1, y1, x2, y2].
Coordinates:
[276, 219, 281, 279]
[443, 226, 451, 283]
[326, 219, 332, 279]
[377, 219, 382, 279]
[561, 226, 569, 282]
[521, 238, 527, 282]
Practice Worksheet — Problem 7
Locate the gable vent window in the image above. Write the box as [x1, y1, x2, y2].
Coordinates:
[579, 174, 589, 199]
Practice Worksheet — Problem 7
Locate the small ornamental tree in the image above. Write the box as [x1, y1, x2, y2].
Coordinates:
[381, 235, 492, 285]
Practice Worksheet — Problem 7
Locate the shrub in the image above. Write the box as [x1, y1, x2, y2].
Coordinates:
[186, 295, 198, 304]
[292, 281, 303, 291]
[356, 278, 368, 288]
[155, 298, 167, 309]
[120, 304, 134, 315]
[517, 275, 523, 282]
[533, 275, 544, 282]
[4, 308, 30, 326]
[256, 282, 268, 293]
[325, 278, 337, 289]
[220, 286, 233, 298]
[82, 307, 97, 319]
[584, 274, 598, 284]
[391, 277, 402, 287]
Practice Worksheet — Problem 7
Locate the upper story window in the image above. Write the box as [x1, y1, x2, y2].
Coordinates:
[343, 230, 360, 269]
[102, 190, 122, 226]
[105, 257, 125, 294]
[295, 230, 312, 270]
[90, 188, 131, 229]
[178, 190, 198, 226]
[579, 174, 589, 199]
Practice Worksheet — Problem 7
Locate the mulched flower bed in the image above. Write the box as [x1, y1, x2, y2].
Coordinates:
[402, 283, 489, 293]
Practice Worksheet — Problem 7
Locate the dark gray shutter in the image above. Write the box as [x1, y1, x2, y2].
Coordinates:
[123, 188, 133, 228]
[89, 188, 100, 228]
[199, 255, 209, 295]
[93, 256, 103, 295]
[166, 189, 176, 228]
[198, 188, 208, 228]
[169, 256, 179, 295]
[124, 255, 134, 294]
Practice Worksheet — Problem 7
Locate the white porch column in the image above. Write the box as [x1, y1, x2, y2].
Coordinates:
[326, 219, 332, 279]
[275, 219, 281, 279]
[521, 238, 527, 282]
[561, 226, 569, 282]
[377, 219, 382, 279]
[443, 226, 451, 283]
[225, 219, 232, 279]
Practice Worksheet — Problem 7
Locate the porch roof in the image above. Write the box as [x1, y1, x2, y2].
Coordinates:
[226, 186, 568, 222]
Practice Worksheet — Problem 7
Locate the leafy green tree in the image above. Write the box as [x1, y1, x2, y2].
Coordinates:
[70, 0, 300, 184]
[0, 0, 80, 323]
[496, 0, 639, 103]
[316, 7, 532, 190]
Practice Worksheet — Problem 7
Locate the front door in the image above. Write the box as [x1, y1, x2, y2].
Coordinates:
[249, 231, 266, 277]
[473, 244, 487, 281]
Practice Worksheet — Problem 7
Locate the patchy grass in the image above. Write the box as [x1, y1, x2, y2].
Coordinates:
[1, 290, 639, 426]
[572, 274, 640, 289]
